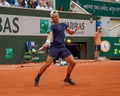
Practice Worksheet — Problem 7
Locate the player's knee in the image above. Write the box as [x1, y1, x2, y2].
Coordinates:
[45, 63, 51, 68]
[70, 60, 76, 67]
[45, 61, 52, 67]
[73, 61, 76, 66]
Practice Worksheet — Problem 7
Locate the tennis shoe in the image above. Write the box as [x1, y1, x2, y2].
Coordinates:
[95, 58, 101, 62]
[34, 77, 39, 86]
[64, 78, 76, 85]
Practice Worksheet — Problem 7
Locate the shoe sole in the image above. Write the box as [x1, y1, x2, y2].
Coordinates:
[64, 82, 76, 85]
[34, 81, 39, 86]
[34, 83, 38, 86]
[94, 60, 101, 62]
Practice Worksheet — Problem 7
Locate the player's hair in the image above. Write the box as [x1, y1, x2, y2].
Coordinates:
[97, 26, 102, 29]
[50, 10, 58, 17]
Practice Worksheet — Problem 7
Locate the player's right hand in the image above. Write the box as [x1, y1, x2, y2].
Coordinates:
[39, 44, 49, 51]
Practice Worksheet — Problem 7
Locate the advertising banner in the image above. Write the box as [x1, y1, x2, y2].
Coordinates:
[0, 14, 96, 37]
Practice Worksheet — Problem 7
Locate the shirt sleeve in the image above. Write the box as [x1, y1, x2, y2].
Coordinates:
[63, 23, 68, 29]
[47, 24, 54, 33]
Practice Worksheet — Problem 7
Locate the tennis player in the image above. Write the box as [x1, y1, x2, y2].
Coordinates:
[34, 10, 80, 86]
[94, 26, 102, 61]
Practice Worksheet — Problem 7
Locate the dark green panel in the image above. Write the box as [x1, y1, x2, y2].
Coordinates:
[0, 36, 47, 64]
[0, 6, 95, 20]
[76, 0, 120, 17]
[0, 36, 94, 64]
[0, 6, 50, 17]
[100, 37, 120, 58]
[59, 12, 95, 20]
[55, 0, 70, 11]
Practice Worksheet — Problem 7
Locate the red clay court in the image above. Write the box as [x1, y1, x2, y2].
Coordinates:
[0, 60, 120, 96]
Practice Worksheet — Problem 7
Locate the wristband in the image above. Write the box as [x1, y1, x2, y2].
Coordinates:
[73, 28, 78, 33]
[45, 39, 51, 46]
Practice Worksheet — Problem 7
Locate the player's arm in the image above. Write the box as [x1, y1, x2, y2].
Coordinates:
[94, 33, 97, 44]
[65, 25, 80, 35]
[39, 32, 53, 51]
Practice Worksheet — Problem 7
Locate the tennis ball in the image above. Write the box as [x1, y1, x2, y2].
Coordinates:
[67, 39, 71, 44]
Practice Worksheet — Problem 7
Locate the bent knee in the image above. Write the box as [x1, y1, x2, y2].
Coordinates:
[45, 61, 52, 67]
[46, 63, 52, 67]
[69, 60, 76, 66]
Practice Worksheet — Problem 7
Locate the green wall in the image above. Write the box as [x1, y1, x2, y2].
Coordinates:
[75, 0, 120, 17]
[0, 36, 94, 64]
[55, 0, 70, 11]
[0, 36, 47, 64]
[100, 37, 120, 57]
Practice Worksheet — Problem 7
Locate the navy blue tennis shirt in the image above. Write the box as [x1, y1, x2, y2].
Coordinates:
[48, 22, 68, 48]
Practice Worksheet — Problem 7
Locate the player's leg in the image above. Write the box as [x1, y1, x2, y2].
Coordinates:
[95, 45, 100, 61]
[53, 58, 56, 64]
[95, 50, 98, 59]
[64, 54, 76, 85]
[34, 55, 54, 86]
[95, 45, 98, 60]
